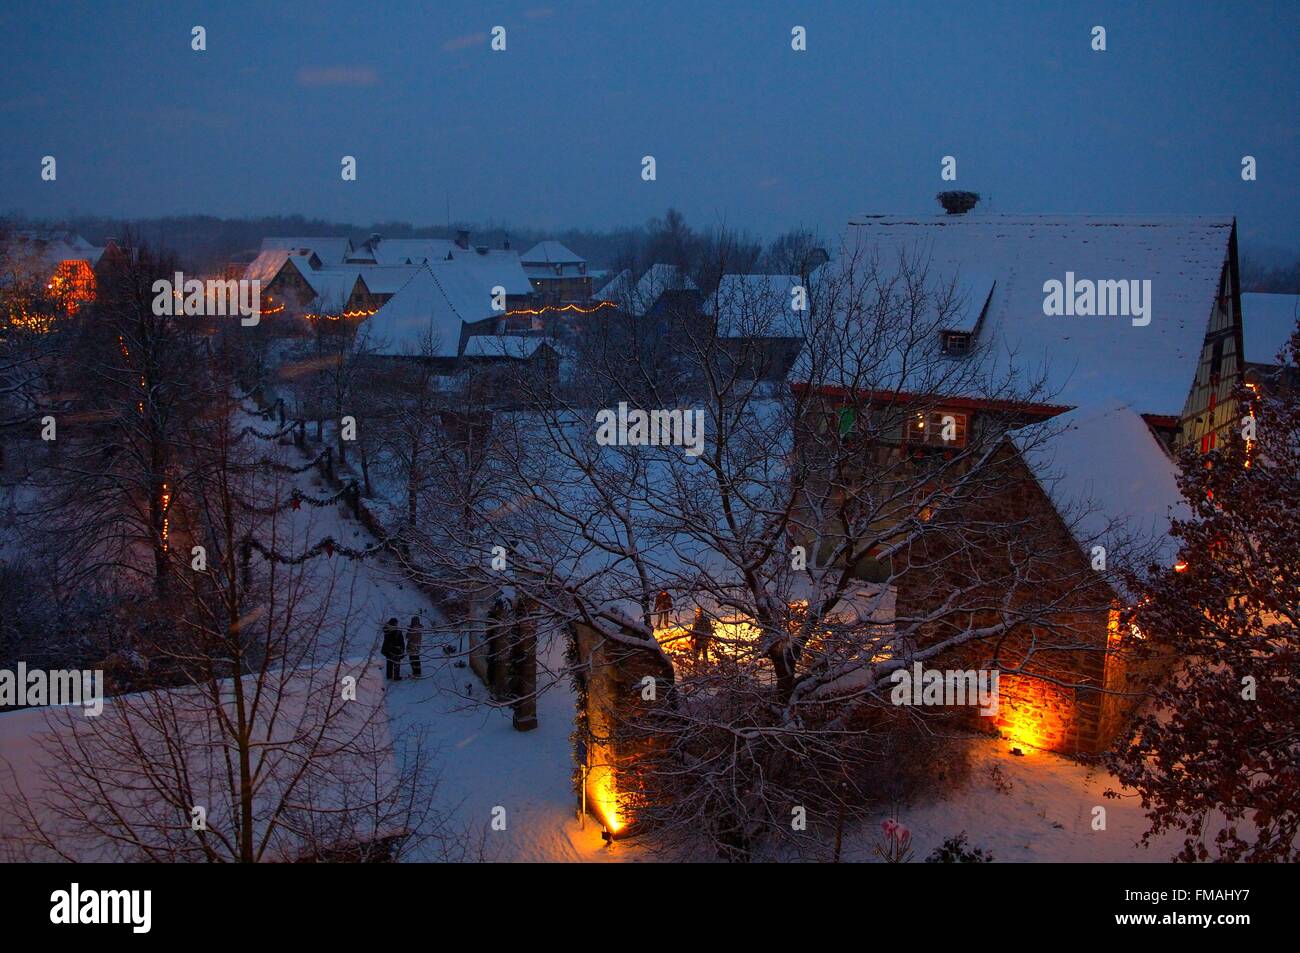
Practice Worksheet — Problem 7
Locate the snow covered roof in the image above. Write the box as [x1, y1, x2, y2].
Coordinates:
[2, 230, 106, 274]
[462, 335, 548, 359]
[369, 238, 456, 266]
[707, 274, 808, 338]
[261, 236, 353, 265]
[1241, 293, 1299, 365]
[1013, 400, 1189, 570]
[294, 262, 361, 305]
[449, 247, 534, 297]
[842, 214, 1234, 415]
[245, 248, 291, 283]
[634, 264, 697, 312]
[354, 264, 422, 296]
[520, 241, 584, 266]
[943, 270, 997, 333]
[593, 268, 632, 302]
[363, 262, 499, 357]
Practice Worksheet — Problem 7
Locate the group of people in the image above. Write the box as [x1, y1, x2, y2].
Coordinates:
[382, 614, 423, 681]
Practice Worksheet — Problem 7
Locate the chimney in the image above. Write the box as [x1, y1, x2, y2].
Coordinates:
[937, 191, 980, 215]
[456, 228, 470, 250]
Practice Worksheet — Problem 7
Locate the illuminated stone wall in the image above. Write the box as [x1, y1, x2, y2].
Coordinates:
[572, 621, 674, 835]
[897, 443, 1159, 758]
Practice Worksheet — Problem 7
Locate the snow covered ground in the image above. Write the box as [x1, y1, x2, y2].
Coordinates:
[843, 738, 1192, 863]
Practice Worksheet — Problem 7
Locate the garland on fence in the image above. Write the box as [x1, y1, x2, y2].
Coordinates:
[250, 448, 330, 474]
[232, 420, 297, 443]
[231, 480, 358, 516]
[242, 533, 386, 565]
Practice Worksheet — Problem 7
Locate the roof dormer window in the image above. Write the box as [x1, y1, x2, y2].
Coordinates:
[942, 331, 971, 355]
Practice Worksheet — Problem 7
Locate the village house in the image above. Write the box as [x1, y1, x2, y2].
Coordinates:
[1, 230, 108, 323]
[520, 240, 591, 306]
[243, 231, 535, 327]
[767, 200, 1244, 756]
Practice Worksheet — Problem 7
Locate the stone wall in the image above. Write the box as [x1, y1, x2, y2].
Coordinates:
[897, 442, 1156, 757]
[572, 620, 674, 835]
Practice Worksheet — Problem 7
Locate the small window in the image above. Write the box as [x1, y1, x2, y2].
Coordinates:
[907, 410, 968, 448]
[942, 331, 971, 355]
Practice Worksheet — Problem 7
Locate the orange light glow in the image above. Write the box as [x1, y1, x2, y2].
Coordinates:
[47, 259, 96, 315]
[305, 307, 377, 321]
[505, 301, 616, 318]
[587, 761, 623, 834]
[1002, 708, 1046, 753]
[160, 482, 171, 551]
[8, 309, 57, 333]
[1174, 561, 1188, 572]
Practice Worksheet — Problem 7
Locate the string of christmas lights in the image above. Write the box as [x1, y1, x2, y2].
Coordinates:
[503, 301, 616, 317]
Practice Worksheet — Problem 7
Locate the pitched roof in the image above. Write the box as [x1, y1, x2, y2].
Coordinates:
[2, 230, 105, 274]
[363, 262, 501, 357]
[294, 262, 361, 306]
[593, 268, 632, 302]
[354, 265, 423, 295]
[462, 335, 548, 359]
[706, 274, 808, 338]
[260, 237, 353, 265]
[842, 214, 1234, 416]
[635, 264, 697, 310]
[244, 248, 292, 283]
[1241, 293, 1299, 365]
[520, 241, 584, 265]
[448, 247, 534, 296]
[369, 238, 456, 266]
[1014, 400, 1189, 569]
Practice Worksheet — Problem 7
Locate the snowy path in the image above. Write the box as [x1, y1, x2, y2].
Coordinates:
[262, 422, 625, 862]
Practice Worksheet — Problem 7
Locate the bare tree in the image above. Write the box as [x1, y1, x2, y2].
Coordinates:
[402, 236, 1153, 859]
[0, 386, 451, 862]
[16, 236, 210, 599]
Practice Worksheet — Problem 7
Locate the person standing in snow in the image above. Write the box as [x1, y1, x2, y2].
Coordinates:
[690, 607, 711, 666]
[653, 590, 673, 630]
[382, 617, 405, 681]
[406, 613, 423, 678]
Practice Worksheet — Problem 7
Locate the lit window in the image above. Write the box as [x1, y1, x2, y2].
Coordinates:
[908, 410, 968, 448]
